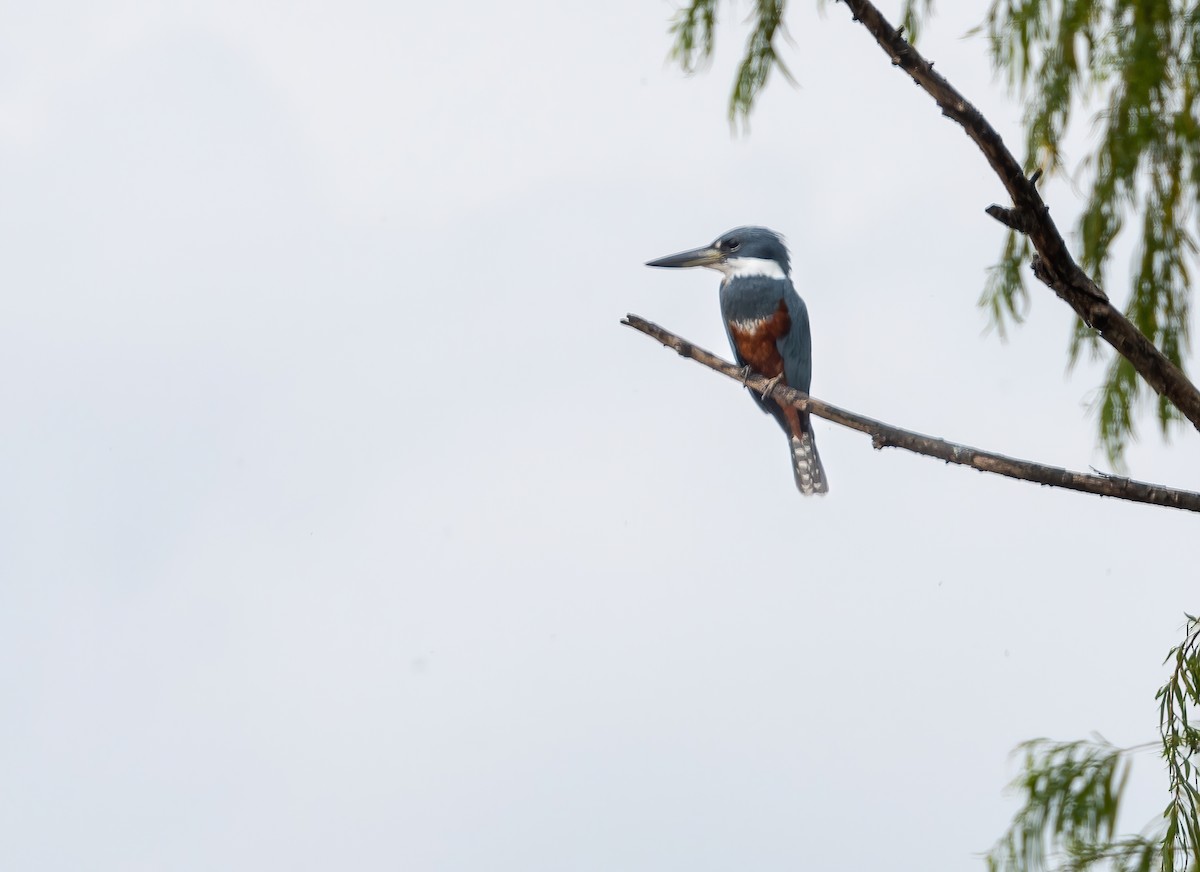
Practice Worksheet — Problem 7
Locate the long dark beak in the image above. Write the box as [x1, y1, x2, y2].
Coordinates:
[645, 244, 723, 269]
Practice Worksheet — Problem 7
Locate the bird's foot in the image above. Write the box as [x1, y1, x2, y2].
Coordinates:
[759, 373, 784, 400]
[739, 365, 754, 387]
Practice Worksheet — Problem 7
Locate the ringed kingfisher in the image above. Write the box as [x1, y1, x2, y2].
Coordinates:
[646, 226, 829, 495]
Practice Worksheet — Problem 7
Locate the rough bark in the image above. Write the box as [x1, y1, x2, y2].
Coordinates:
[624, 314, 1200, 513]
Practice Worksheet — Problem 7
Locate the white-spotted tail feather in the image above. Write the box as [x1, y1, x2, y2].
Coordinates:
[790, 432, 829, 496]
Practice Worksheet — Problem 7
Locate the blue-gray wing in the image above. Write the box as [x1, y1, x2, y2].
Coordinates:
[777, 284, 813, 395]
[719, 276, 796, 416]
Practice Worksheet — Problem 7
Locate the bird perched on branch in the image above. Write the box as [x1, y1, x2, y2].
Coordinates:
[646, 226, 828, 495]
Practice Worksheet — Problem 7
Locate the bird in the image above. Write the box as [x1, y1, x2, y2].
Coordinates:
[646, 226, 829, 495]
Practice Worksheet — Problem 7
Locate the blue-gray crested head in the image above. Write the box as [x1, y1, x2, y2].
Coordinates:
[645, 225, 792, 279]
[712, 226, 790, 275]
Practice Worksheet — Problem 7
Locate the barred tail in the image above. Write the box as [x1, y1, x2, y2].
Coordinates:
[789, 430, 829, 496]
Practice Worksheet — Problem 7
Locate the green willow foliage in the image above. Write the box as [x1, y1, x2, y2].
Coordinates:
[669, 0, 932, 121]
[1160, 615, 1200, 871]
[667, 0, 1200, 465]
[981, 0, 1200, 465]
[668, 0, 789, 122]
[987, 739, 1134, 872]
[985, 617, 1200, 872]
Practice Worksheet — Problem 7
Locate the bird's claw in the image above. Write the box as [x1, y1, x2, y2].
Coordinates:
[759, 373, 784, 400]
[740, 365, 754, 386]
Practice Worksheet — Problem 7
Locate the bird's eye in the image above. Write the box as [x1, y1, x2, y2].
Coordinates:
[727, 239, 741, 251]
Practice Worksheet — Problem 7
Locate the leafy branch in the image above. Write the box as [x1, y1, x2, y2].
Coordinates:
[980, 0, 1200, 462]
[1159, 615, 1200, 871]
[984, 616, 1200, 872]
[669, 0, 796, 125]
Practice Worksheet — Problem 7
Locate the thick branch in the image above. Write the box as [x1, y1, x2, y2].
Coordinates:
[837, 0, 1200, 438]
[624, 314, 1200, 513]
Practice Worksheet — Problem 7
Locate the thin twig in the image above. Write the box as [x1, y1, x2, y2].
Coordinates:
[836, 0, 1200, 439]
[624, 314, 1200, 513]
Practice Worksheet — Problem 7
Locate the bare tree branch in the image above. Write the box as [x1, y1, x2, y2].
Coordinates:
[623, 314, 1200, 513]
[835, 0, 1200, 439]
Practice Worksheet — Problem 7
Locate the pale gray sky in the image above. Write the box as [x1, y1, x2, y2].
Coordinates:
[1, 2, 1196, 870]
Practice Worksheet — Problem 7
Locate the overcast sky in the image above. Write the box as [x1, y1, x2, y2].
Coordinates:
[1, 2, 1197, 870]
